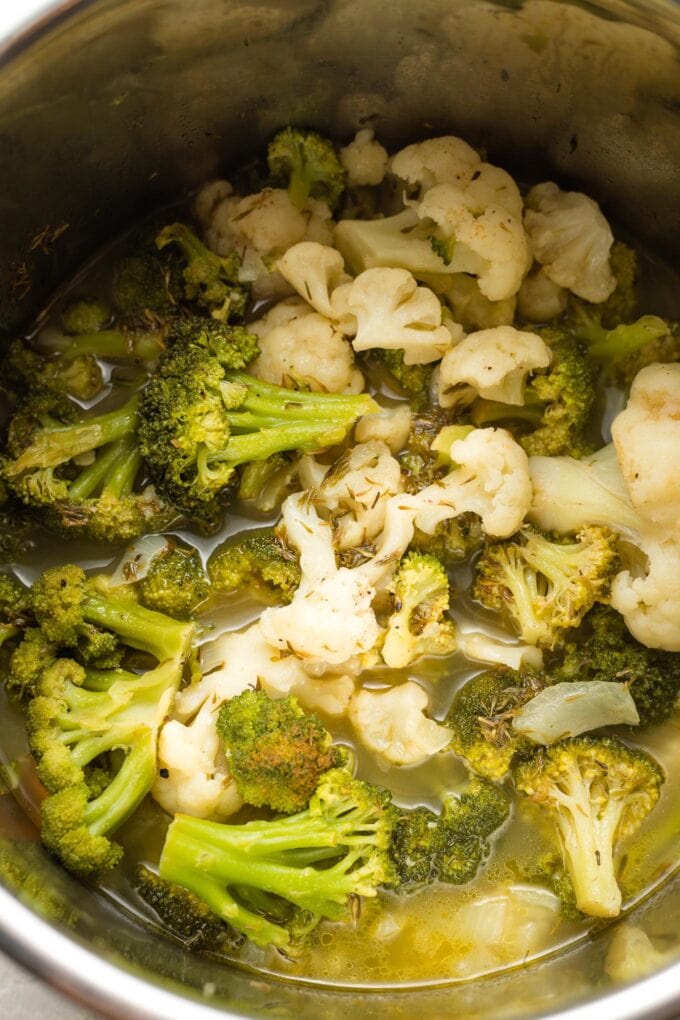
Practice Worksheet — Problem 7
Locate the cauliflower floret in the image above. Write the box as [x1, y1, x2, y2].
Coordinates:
[276, 241, 351, 319]
[517, 267, 568, 322]
[611, 363, 680, 531]
[417, 176, 529, 301]
[410, 427, 532, 538]
[194, 178, 233, 227]
[249, 297, 363, 393]
[355, 404, 412, 453]
[437, 326, 551, 408]
[524, 182, 616, 303]
[610, 535, 680, 652]
[391, 135, 481, 194]
[422, 273, 517, 331]
[260, 493, 381, 668]
[458, 631, 544, 672]
[346, 267, 456, 364]
[262, 671, 357, 717]
[340, 128, 389, 187]
[317, 440, 405, 549]
[201, 185, 334, 302]
[348, 681, 452, 766]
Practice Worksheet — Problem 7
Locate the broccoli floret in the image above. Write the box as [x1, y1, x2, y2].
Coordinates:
[135, 865, 239, 950]
[238, 453, 299, 512]
[138, 319, 377, 523]
[156, 222, 248, 322]
[473, 526, 620, 649]
[601, 242, 639, 327]
[473, 339, 596, 458]
[552, 605, 680, 727]
[137, 544, 209, 619]
[217, 690, 346, 814]
[24, 570, 194, 875]
[4, 339, 103, 402]
[158, 768, 395, 950]
[360, 348, 434, 410]
[409, 517, 484, 565]
[382, 552, 456, 668]
[208, 526, 301, 604]
[446, 669, 545, 780]
[397, 407, 458, 491]
[60, 297, 111, 335]
[267, 127, 346, 211]
[0, 573, 31, 624]
[389, 777, 509, 889]
[6, 628, 56, 701]
[514, 736, 663, 918]
[515, 851, 582, 920]
[111, 249, 183, 328]
[3, 392, 175, 543]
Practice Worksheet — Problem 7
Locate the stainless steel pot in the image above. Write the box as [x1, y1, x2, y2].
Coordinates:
[0, 1, 679, 1017]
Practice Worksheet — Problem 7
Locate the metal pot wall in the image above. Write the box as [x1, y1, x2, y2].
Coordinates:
[0, 1, 678, 1018]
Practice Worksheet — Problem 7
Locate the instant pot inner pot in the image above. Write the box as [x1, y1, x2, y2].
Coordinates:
[0, 2, 679, 1019]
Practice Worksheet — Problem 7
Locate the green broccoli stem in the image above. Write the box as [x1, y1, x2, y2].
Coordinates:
[227, 374, 378, 422]
[80, 591, 193, 661]
[574, 316, 668, 363]
[0, 623, 18, 648]
[67, 435, 141, 500]
[217, 420, 363, 467]
[9, 397, 139, 473]
[83, 731, 156, 836]
[557, 775, 624, 917]
[38, 329, 163, 362]
[471, 392, 544, 428]
[156, 223, 207, 264]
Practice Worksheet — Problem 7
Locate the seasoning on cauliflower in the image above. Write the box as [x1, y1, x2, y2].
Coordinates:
[348, 681, 452, 766]
[316, 440, 405, 550]
[437, 326, 551, 408]
[340, 128, 389, 187]
[610, 363, 680, 531]
[276, 241, 351, 320]
[355, 404, 412, 454]
[249, 296, 363, 393]
[197, 183, 334, 302]
[345, 267, 457, 365]
[523, 182, 616, 304]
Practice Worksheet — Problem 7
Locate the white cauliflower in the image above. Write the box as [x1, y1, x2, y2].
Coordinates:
[409, 427, 532, 538]
[390, 135, 481, 194]
[437, 326, 551, 407]
[355, 404, 412, 453]
[249, 297, 363, 393]
[340, 128, 389, 187]
[611, 363, 680, 531]
[260, 493, 381, 668]
[422, 272, 517, 331]
[346, 267, 455, 364]
[197, 183, 334, 301]
[610, 536, 680, 652]
[348, 681, 452, 766]
[523, 182, 616, 303]
[517, 267, 568, 322]
[276, 241, 351, 319]
[317, 440, 405, 549]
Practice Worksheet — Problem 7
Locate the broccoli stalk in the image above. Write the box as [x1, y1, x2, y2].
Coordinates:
[208, 526, 301, 604]
[267, 127, 346, 210]
[37, 325, 165, 363]
[156, 223, 247, 322]
[158, 768, 395, 950]
[473, 526, 620, 649]
[515, 737, 663, 918]
[217, 690, 346, 813]
[4, 339, 104, 402]
[382, 552, 456, 668]
[138, 319, 377, 523]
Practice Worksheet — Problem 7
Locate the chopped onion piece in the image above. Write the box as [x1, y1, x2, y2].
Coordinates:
[459, 631, 544, 672]
[512, 681, 639, 745]
[110, 535, 170, 587]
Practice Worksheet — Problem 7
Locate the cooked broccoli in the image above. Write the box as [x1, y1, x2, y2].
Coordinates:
[217, 690, 346, 814]
[138, 318, 377, 523]
[514, 736, 663, 917]
[208, 526, 301, 604]
[409, 517, 484, 565]
[473, 526, 620, 649]
[267, 127, 346, 211]
[471, 340, 596, 458]
[0, 839, 77, 925]
[382, 552, 456, 668]
[600, 241, 639, 327]
[389, 777, 509, 888]
[4, 338, 103, 402]
[516, 851, 582, 920]
[156, 222, 248, 322]
[60, 297, 111, 335]
[446, 668, 545, 780]
[158, 768, 395, 950]
[135, 865, 239, 951]
[237, 453, 299, 512]
[360, 348, 434, 410]
[111, 248, 183, 327]
[552, 605, 680, 727]
[6, 628, 56, 701]
[397, 407, 457, 491]
[137, 544, 209, 618]
[0, 573, 31, 624]
[3, 392, 174, 543]
[24, 565, 194, 874]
